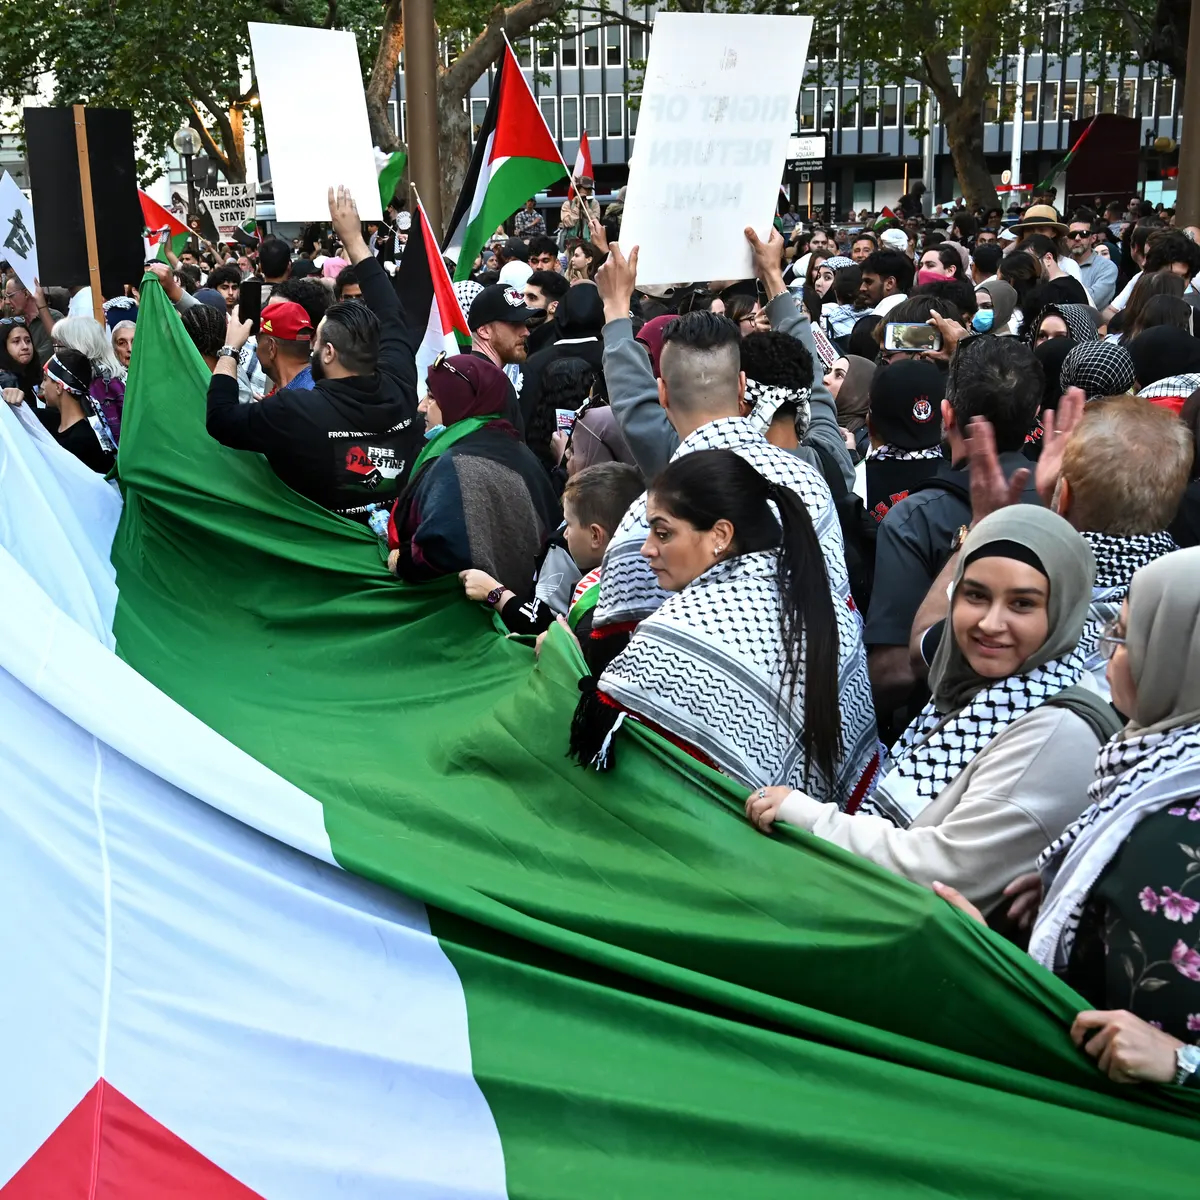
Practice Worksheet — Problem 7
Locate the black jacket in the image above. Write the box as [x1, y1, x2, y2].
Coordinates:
[206, 255, 422, 521]
[517, 283, 605, 431]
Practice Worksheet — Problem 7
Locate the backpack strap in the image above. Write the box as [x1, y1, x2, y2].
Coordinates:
[1044, 685, 1124, 744]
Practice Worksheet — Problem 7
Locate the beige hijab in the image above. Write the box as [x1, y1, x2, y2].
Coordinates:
[1125, 546, 1200, 735]
[929, 506, 1096, 713]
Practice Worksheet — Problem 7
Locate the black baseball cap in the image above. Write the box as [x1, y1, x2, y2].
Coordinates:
[501, 237, 530, 262]
[468, 283, 539, 331]
[868, 360, 945, 449]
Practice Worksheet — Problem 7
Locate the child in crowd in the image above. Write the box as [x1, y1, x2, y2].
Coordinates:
[460, 462, 644, 643]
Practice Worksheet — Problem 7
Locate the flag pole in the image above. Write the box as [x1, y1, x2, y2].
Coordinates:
[412, 183, 467, 327]
[71, 104, 104, 324]
[403, 0, 443, 236]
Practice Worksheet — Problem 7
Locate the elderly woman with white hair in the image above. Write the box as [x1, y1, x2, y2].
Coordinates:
[51, 315, 127, 443]
[110, 321, 136, 371]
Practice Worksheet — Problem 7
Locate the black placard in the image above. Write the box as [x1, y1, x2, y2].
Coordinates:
[24, 107, 145, 298]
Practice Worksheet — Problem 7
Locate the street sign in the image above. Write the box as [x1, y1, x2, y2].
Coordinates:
[785, 134, 827, 178]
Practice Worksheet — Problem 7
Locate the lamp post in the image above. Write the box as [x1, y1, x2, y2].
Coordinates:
[173, 122, 202, 215]
[822, 102, 835, 223]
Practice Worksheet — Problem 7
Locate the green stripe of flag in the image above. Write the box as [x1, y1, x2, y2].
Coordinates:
[109, 276, 1200, 1196]
[451, 155, 566, 281]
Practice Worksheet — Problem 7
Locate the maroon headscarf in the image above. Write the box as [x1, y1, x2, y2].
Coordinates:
[427, 354, 512, 424]
[635, 315, 673, 379]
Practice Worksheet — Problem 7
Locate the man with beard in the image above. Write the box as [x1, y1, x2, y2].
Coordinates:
[467, 283, 539, 433]
[205, 186, 423, 525]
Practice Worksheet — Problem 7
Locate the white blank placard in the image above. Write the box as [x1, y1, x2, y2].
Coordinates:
[618, 13, 812, 285]
[248, 23, 383, 222]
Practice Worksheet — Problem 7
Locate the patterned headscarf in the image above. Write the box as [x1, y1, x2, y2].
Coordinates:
[1059, 341, 1136, 402]
[743, 377, 811, 438]
[1031, 303, 1099, 346]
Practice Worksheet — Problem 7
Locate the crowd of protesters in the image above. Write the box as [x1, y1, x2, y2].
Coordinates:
[4, 176, 1200, 1094]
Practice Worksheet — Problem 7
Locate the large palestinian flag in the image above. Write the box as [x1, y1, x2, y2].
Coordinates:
[2, 276, 1200, 1195]
[443, 43, 567, 281]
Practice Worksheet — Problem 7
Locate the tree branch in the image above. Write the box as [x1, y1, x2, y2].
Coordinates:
[441, 0, 569, 97]
[182, 67, 244, 180]
[366, 0, 404, 149]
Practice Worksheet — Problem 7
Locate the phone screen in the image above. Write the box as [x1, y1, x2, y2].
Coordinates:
[884, 322, 942, 352]
[239, 280, 263, 337]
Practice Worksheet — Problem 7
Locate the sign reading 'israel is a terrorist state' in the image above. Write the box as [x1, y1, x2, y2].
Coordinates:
[618, 12, 812, 285]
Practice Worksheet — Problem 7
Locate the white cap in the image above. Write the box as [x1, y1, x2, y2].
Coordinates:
[879, 228, 909, 252]
[498, 260, 533, 288]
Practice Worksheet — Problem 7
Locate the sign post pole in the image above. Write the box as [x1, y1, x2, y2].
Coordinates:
[71, 104, 104, 323]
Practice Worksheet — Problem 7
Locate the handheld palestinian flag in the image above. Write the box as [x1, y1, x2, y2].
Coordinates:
[1036, 114, 1101, 194]
[873, 205, 898, 231]
[375, 145, 408, 212]
[2, 278, 1200, 1195]
[138, 190, 190, 262]
[566, 130, 594, 200]
[443, 42, 567, 281]
[393, 195, 468, 391]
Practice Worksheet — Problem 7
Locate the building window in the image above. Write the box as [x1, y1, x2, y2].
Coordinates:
[606, 94, 624, 136]
[1139, 79, 1156, 117]
[903, 85, 920, 126]
[470, 98, 488, 140]
[387, 100, 399, 138]
[629, 29, 648, 63]
[1113, 78, 1136, 117]
[583, 27, 600, 66]
[561, 96, 580, 139]
[629, 93, 640, 135]
[537, 39, 555, 69]
[1041, 80, 1059, 121]
[515, 38, 532, 69]
[840, 85, 859, 128]
[798, 87, 817, 132]
[539, 96, 557, 137]
[584, 94, 601, 137]
[1023, 82, 1039, 121]
[605, 25, 622, 66]
[882, 85, 899, 127]
[861, 86, 879, 126]
[400, 101, 407, 140]
[1158, 76, 1176, 117]
[561, 32, 578, 68]
[1061, 81, 1079, 120]
[821, 87, 837, 129]
[1083, 81, 1099, 117]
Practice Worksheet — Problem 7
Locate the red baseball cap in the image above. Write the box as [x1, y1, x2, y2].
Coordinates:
[259, 300, 315, 341]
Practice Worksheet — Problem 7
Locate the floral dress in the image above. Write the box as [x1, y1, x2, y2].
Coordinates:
[1066, 794, 1200, 1053]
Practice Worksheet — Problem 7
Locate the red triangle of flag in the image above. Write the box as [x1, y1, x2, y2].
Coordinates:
[421, 203, 468, 338]
[489, 44, 562, 167]
[138, 191, 189, 240]
[1, 1080, 264, 1199]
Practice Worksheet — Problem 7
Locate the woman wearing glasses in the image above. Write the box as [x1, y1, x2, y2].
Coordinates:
[940, 549, 1200, 1090]
[746, 507, 1115, 917]
[387, 352, 560, 588]
[0, 315, 42, 409]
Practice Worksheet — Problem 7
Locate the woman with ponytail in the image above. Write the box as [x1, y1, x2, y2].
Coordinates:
[569, 449, 879, 808]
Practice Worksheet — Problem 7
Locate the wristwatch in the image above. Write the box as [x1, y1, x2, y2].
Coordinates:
[485, 586, 506, 608]
[950, 524, 971, 553]
[1174, 1043, 1200, 1086]
[216, 346, 239, 361]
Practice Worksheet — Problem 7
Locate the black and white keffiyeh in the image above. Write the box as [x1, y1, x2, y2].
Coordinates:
[859, 651, 1088, 827]
[867, 444, 944, 463]
[1029, 722, 1200, 973]
[599, 550, 880, 807]
[46, 353, 116, 453]
[1059, 341, 1136, 403]
[593, 416, 848, 632]
[1077, 530, 1176, 687]
[1136, 373, 1200, 403]
[743, 378, 811, 439]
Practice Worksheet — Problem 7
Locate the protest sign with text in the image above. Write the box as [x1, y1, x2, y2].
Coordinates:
[618, 13, 812, 285]
[199, 183, 255, 238]
[0, 172, 38, 294]
[248, 23, 382, 222]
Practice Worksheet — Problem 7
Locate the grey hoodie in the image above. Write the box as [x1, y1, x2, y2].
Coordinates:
[601, 289, 855, 490]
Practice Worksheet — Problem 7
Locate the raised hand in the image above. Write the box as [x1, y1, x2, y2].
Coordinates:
[594, 243, 639, 323]
[965, 415, 1030, 526]
[1037, 387, 1086, 507]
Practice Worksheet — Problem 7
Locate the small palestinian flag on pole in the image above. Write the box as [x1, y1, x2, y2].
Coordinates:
[395, 191, 469, 392]
[873, 205, 898, 231]
[567, 131, 594, 200]
[1035, 114, 1100, 194]
[443, 39, 568, 281]
[376, 146, 408, 211]
[138, 190, 190, 262]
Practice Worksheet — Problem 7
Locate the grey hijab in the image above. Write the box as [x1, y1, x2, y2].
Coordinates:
[1125, 546, 1200, 735]
[976, 280, 1018, 331]
[929, 506, 1096, 713]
